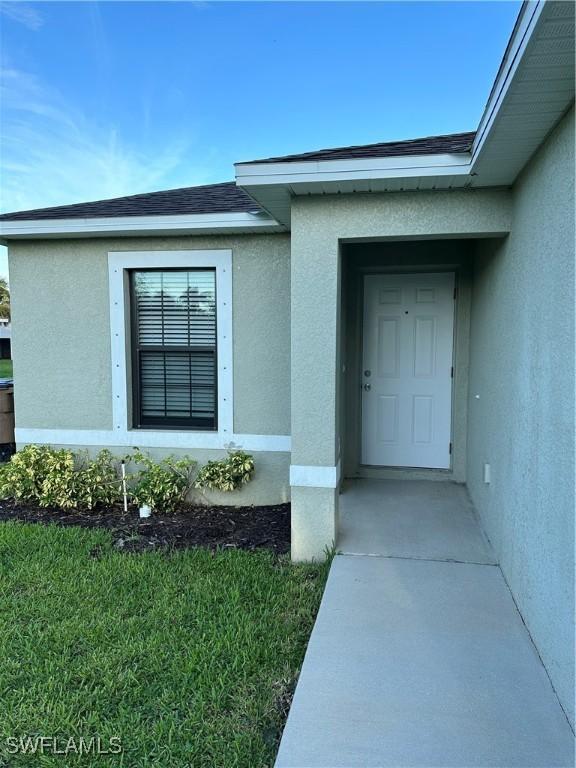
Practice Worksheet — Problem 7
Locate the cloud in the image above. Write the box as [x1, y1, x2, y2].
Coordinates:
[0, 2, 43, 30]
[0, 64, 210, 215]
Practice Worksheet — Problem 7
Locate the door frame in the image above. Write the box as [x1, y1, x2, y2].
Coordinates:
[340, 246, 472, 484]
[360, 271, 456, 470]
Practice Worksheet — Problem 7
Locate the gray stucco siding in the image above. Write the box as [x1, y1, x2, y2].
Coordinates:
[291, 188, 512, 244]
[9, 233, 291, 437]
[231, 235, 291, 435]
[466, 106, 575, 726]
[10, 240, 113, 430]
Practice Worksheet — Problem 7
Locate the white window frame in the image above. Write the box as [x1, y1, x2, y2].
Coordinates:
[108, 250, 234, 449]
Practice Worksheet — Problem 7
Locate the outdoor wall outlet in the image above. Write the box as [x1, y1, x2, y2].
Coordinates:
[483, 463, 491, 485]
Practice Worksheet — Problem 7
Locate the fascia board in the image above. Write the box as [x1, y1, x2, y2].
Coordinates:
[236, 153, 473, 187]
[0, 211, 282, 240]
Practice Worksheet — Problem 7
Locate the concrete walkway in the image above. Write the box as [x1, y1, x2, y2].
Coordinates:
[276, 481, 574, 768]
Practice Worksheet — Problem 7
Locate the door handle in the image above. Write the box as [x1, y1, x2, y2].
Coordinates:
[363, 383, 371, 391]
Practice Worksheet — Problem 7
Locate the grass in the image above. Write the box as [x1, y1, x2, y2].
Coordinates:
[0, 523, 330, 767]
[0, 359, 12, 378]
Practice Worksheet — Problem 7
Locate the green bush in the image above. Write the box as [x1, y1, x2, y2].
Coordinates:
[194, 450, 255, 492]
[35, 447, 77, 509]
[130, 450, 196, 513]
[0, 444, 60, 503]
[0, 446, 124, 510]
[75, 449, 124, 509]
[0, 446, 255, 513]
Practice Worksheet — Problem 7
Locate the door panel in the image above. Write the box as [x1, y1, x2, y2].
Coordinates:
[377, 395, 399, 443]
[361, 273, 455, 469]
[378, 318, 400, 377]
[412, 395, 433, 444]
[413, 317, 436, 377]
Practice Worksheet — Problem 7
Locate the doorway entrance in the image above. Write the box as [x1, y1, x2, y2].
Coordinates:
[361, 272, 455, 469]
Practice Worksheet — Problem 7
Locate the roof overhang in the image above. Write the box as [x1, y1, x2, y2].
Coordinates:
[235, 0, 574, 227]
[470, 0, 575, 185]
[0, 210, 284, 243]
[235, 153, 473, 226]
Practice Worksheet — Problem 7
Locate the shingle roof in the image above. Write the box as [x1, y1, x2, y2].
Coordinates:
[240, 131, 476, 165]
[0, 132, 477, 222]
[0, 181, 262, 222]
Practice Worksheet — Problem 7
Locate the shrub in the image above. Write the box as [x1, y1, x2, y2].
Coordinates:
[0, 444, 60, 503]
[75, 450, 124, 509]
[194, 451, 255, 492]
[0, 445, 254, 513]
[130, 450, 196, 513]
[36, 447, 78, 509]
[0, 446, 124, 510]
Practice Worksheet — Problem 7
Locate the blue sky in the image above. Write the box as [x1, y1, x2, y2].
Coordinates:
[0, 0, 521, 278]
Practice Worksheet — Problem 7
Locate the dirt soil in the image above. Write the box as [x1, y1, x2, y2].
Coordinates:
[0, 500, 291, 554]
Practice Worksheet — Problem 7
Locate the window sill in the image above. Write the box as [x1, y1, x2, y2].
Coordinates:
[132, 425, 218, 433]
[15, 427, 291, 453]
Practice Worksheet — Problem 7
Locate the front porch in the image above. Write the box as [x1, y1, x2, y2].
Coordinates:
[338, 479, 495, 564]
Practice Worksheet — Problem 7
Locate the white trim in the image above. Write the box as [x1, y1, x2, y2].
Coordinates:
[471, 0, 544, 163]
[0, 211, 282, 239]
[290, 460, 341, 488]
[108, 249, 235, 445]
[14, 428, 291, 453]
[235, 153, 472, 188]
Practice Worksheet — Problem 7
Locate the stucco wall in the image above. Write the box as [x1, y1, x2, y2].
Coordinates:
[10, 239, 112, 430]
[9, 233, 291, 436]
[467, 107, 575, 725]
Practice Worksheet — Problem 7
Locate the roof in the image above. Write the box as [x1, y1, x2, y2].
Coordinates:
[239, 131, 476, 165]
[0, 181, 262, 222]
[0, 133, 476, 223]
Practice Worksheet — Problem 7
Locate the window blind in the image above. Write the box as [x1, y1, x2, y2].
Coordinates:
[130, 269, 217, 429]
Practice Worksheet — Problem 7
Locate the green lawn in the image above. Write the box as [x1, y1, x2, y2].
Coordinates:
[0, 359, 12, 378]
[0, 523, 329, 767]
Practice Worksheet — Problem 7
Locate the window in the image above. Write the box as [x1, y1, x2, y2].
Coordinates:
[108, 249, 232, 442]
[130, 269, 217, 430]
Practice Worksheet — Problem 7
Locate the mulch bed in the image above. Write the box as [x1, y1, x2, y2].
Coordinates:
[0, 500, 291, 555]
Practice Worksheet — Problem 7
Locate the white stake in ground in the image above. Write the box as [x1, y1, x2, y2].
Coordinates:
[121, 460, 128, 512]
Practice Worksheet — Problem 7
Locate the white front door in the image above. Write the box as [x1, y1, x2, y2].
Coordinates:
[361, 272, 455, 469]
